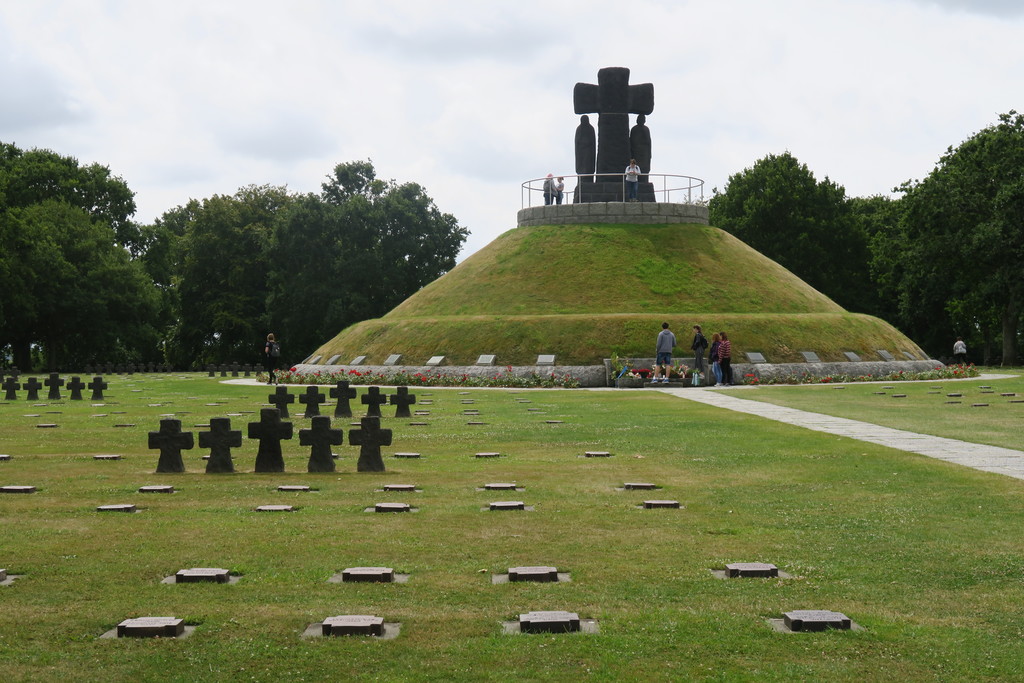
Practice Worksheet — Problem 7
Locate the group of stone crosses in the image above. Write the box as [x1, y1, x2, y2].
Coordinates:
[1, 372, 108, 401]
[149, 381, 415, 475]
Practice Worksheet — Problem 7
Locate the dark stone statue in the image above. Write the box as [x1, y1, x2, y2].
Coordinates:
[574, 115, 596, 183]
[630, 113, 652, 183]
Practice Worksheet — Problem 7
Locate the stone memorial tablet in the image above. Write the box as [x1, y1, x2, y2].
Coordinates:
[485, 483, 518, 490]
[98, 504, 136, 512]
[726, 562, 778, 578]
[325, 354, 341, 365]
[519, 611, 580, 634]
[490, 501, 525, 511]
[509, 566, 559, 583]
[341, 567, 395, 583]
[782, 610, 851, 632]
[584, 451, 612, 458]
[745, 352, 767, 364]
[256, 505, 294, 512]
[322, 615, 385, 637]
[393, 452, 421, 459]
[383, 354, 402, 366]
[0, 454, 13, 461]
[139, 485, 174, 493]
[117, 616, 185, 638]
[623, 482, 658, 490]
[277, 485, 311, 492]
[475, 452, 501, 458]
[1, 485, 36, 494]
[799, 351, 821, 363]
[425, 356, 445, 366]
[349, 356, 366, 365]
[877, 350, 896, 361]
[902, 350, 917, 360]
[643, 500, 679, 509]
[536, 354, 556, 366]
[374, 502, 410, 513]
[843, 351, 862, 362]
[476, 354, 496, 366]
[175, 568, 230, 583]
[382, 484, 416, 492]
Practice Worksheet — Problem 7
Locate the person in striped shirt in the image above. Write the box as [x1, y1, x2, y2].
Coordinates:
[717, 332, 733, 386]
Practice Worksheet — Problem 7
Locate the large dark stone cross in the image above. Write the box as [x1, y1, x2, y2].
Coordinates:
[88, 376, 108, 401]
[248, 408, 293, 473]
[66, 376, 86, 401]
[45, 373, 65, 400]
[298, 385, 326, 418]
[2, 376, 20, 400]
[23, 377, 43, 401]
[389, 386, 416, 418]
[300, 415, 343, 473]
[350, 416, 392, 472]
[361, 386, 388, 418]
[330, 380, 357, 418]
[148, 419, 195, 473]
[268, 386, 295, 419]
[199, 417, 242, 474]
[574, 67, 654, 176]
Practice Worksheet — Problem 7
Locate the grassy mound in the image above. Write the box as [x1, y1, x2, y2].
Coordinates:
[310, 223, 924, 365]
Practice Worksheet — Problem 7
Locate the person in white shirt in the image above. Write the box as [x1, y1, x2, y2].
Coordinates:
[624, 159, 641, 201]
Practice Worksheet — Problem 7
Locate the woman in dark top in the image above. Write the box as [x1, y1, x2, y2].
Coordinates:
[708, 333, 722, 386]
[264, 333, 279, 385]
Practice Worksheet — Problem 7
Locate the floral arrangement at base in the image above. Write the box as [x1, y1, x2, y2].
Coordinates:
[740, 364, 980, 386]
[261, 367, 582, 389]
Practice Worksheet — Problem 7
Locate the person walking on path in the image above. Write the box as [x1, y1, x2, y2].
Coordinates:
[953, 337, 967, 364]
[717, 331, 733, 386]
[654, 322, 676, 384]
[264, 333, 281, 385]
[708, 333, 723, 386]
[691, 325, 708, 383]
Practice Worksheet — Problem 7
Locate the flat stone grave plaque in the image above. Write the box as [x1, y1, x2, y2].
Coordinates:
[902, 351, 917, 360]
[322, 615, 385, 637]
[426, 356, 445, 366]
[117, 617, 185, 638]
[98, 504, 136, 513]
[476, 354, 496, 366]
[383, 354, 402, 366]
[843, 351, 861, 362]
[374, 502, 411, 513]
[979, 385, 992, 389]
[490, 501, 526, 511]
[509, 566, 559, 582]
[277, 485, 311, 492]
[584, 451, 612, 458]
[1001, 393, 1017, 397]
[519, 611, 580, 633]
[350, 356, 366, 365]
[341, 567, 395, 583]
[414, 410, 430, 416]
[36, 424, 59, 429]
[393, 452, 421, 459]
[0, 454, 12, 461]
[1, 486, 36, 494]
[113, 424, 136, 428]
[138, 485, 174, 493]
[409, 421, 429, 426]
[0, 569, 7, 581]
[800, 351, 821, 363]
[782, 610, 852, 632]
[623, 482, 658, 490]
[745, 352, 767, 364]
[475, 452, 501, 458]
[545, 420, 563, 424]
[255, 505, 294, 512]
[484, 483, 519, 490]
[461, 399, 476, 404]
[642, 500, 680, 509]
[945, 401, 962, 404]
[175, 568, 231, 584]
[877, 349, 896, 361]
[382, 484, 417, 492]
[892, 394, 907, 398]
[726, 562, 778, 578]
[947, 393, 963, 397]
[972, 403, 989, 407]
[325, 354, 342, 365]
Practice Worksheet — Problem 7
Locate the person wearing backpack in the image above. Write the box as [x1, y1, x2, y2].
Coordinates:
[690, 325, 708, 384]
[264, 333, 281, 384]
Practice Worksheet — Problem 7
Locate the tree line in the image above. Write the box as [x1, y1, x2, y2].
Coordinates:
[709, 111, 1024, 366]
[0, 148, 468, 371]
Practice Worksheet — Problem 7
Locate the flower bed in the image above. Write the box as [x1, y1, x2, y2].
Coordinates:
[264, 367, 582, 389]
[740, 364, 980, 385]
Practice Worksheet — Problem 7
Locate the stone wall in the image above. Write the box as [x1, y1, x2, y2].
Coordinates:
[517, 201, 709, 228]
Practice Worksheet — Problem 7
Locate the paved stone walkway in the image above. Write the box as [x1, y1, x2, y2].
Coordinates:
[657, 386, 1024, 481]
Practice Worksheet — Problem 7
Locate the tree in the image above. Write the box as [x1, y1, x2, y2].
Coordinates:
[884, 112, 1024, 365]
[708, 152, 874, 312]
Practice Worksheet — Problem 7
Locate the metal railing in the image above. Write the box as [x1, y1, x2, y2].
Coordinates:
[521, 173, 705, 208]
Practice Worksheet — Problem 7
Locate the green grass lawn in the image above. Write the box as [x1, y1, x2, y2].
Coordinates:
[730, 371, 1024, 451]
[2, 374, 1024, 681]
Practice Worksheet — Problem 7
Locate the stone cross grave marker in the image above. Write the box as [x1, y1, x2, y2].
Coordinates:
[148, 419, 195, 473]
[350, 416, 392, 472]
[389, 386, 416, 418]
[361, 386, 388, 418]
[300, 415, 343, 473]
[23, 377, 43, 401]
[198, 417, 242, 474]
[330, 380, 357, 418]
[45, 373, 65, 400]
[299, 385, 326, 418]
[248, 408, 293, 473]
[574, 66, 654, 176]
[88, 376, 108, 400]
[2, 376, 19, 400]
[66, 376, 86, 400]
[268, 386, 295, 418]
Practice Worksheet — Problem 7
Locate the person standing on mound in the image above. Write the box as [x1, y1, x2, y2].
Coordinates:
[654, 322, 676, 384]
[264, 333, 281, 384]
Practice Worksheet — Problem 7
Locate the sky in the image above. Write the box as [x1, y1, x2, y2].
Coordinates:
[2, 0, 1022, 259]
